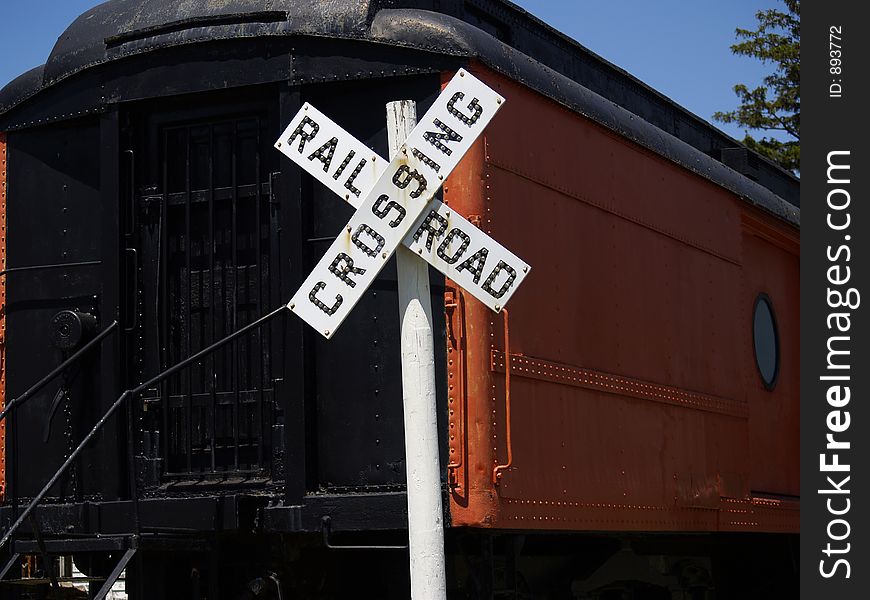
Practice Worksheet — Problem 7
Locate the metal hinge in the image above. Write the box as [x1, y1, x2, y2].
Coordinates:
[269, 172, 281, 204]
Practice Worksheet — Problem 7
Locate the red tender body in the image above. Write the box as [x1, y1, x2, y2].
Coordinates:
[444, 67, 799, 535]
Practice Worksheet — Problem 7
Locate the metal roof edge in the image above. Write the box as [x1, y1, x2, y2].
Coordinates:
[370, 9, 799, 227]
[0, 3, 799, 227]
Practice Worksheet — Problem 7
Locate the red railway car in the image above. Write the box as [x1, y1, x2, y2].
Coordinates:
[445, 67, 799, 533]
[439, 66, 799, 596]
[0, 1, 798, 598]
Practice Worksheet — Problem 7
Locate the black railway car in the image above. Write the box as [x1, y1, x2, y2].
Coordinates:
[0, 1, 799, 598]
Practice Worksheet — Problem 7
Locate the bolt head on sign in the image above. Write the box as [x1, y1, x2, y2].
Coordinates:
[277, 69, 525, 339]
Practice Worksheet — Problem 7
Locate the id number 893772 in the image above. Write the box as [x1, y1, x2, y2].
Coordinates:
[829, 25, 843, 98]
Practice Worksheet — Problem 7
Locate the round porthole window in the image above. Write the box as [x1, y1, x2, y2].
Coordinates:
[753, 294, 779, 389]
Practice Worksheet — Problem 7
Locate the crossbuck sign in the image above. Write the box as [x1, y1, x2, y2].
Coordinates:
[275, 69, 530, 338]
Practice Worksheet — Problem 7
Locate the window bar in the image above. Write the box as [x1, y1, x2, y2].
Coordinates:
[267, 171, 281, 397]
[10, 412, 18, 522]
[185, 126, 193, 475]
[208, 124, 217, 474]
[254, 118, 265, 471]
[160, 130, 170, 472]
[232, 120, 241, 471]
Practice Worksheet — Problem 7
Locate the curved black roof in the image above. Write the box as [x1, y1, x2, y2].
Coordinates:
[0, 0, 798, 222]
[1, 0, 374, 113]
[45, 0, 373, 84]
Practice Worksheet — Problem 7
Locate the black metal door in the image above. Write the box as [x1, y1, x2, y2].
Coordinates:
[127, 94, 282, 482]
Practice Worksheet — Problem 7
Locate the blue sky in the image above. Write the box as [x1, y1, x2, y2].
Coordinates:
[0, 1, 789, 142]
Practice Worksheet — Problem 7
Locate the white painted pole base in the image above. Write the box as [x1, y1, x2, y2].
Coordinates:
[387, 100, 448, 600]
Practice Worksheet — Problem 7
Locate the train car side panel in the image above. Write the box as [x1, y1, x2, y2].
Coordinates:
[445, 66, 798, 534]
[741, 212, 800, 497]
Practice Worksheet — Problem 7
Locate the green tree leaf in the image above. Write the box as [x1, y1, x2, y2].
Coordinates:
[714, 0, 799, 173]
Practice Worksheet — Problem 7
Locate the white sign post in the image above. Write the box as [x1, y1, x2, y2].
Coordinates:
[274, 69, 529, 599]
[387, 98, 447, 600]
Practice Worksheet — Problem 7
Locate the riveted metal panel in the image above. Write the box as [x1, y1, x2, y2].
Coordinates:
[295, 74, 450, 493]
[5, 120, 107, 500]
[740, 213, 800, 497]
[445, 66, 798, 534]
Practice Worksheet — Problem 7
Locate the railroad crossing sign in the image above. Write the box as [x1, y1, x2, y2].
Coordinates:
[275, 69, 530, 338]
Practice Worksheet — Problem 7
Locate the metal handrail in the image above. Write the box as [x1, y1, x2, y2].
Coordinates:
[320, 517, 408, 551]
[0, 260, 102, 277]
[492, 308, 513, 485]
[0, 320, 120, 425]
[0, 304, 288, 552]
